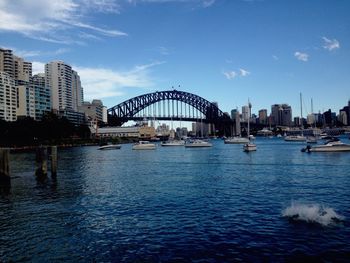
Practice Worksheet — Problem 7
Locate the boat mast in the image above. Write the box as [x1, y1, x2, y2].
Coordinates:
[248, 99, 251, 138]
[300, 92, 303, 127]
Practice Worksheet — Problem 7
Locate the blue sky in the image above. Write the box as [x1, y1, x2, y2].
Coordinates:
[1, 0, 349, 117]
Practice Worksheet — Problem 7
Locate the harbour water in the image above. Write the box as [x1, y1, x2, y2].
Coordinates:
[1, 137, 350, 262]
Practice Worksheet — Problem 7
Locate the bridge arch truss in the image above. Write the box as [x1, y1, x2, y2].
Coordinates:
[107, 90, 233, 127]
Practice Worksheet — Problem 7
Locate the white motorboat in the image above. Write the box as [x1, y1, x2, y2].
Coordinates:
[185, 139, 212, 148]
[132, 141, 156, 150]
[302, 138, 350, 152]
[98, 144, 121, 150]
[284, 135, 306, 142]
[161, 140, 185, 146]
[306, 136, 318, 144]
[224, 137, 249, 144]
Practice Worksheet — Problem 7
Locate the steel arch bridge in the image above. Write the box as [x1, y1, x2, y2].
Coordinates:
[107, 90, 233, 129]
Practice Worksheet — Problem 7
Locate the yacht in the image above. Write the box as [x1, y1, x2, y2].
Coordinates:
[306, 136, 318, 144]
[224, 137, 249, 144]
[161, 140, 185, 146]
[243, 143, 257, 152]
[132, 141, 156, 150]
[185, 139, 212, 148]
[284, 135, 306, 142]
[98, 144, 121, 150]
[302, 138, 350, 152]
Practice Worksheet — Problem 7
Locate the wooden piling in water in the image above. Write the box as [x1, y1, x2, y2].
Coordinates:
[50, 146, 57, 177]
[0, 148, 10, 183]
[35, 146, 48, 177]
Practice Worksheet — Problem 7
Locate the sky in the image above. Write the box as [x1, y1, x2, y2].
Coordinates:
[1, 0, 350, 118]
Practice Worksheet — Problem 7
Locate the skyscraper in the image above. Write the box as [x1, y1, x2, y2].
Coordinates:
[271, 104, 292, 126]
[32, 74, 51, 120]
[45, 61, 74, 111]
[242, 105, 249, 122]
[0, 72, 17, 121]
[258, 109, 268, 125]
[72, 70, 83, 111]
[0, 48, 15, 78]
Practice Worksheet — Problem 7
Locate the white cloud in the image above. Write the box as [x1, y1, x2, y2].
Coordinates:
[239, 68, 250, 77]
[32, 61, 46, 75]
[0, 0, 126, 43]
[272, 55, 279, 61]
[13, 48, 70, 59]
[322, 37, 340, 51]
[203, 0, 215, 8]
[74, 61, 164, 100]
[127, 0, 216, 8]
[223, 71, 237, 80]
[223, 68, 250, 80]
[294, 51, 309, 62]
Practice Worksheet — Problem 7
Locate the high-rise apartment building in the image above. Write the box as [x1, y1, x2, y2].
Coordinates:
[0, 72, 17, 121]
[72, 70, 83, 111]
[258, 109, 268, 125]
[14, 56, 32, 82]
[32, 74, 51, 120]
[0, 48, 15, 78]
[78, 99, 104, 123]
[45, 61, 74, 111]
[271, 104, 292, 126]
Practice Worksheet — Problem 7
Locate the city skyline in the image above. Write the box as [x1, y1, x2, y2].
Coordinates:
[1, 0, 350, 117]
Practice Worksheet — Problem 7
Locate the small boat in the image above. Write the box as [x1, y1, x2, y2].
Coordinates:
[185, 139, 212, 148]
[302, 138, 350, 152]
[243, 143, 257, 152]
[161, 140, 185, 146]
[224, 137, 249, 144]
[132, 141, 156, 150]
[306, 136, 318, 144]
[284, 135, 306, 142]
[98, 144, 121, 150]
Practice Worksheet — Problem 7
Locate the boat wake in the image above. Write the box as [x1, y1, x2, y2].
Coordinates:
[282, 202, 344, 226]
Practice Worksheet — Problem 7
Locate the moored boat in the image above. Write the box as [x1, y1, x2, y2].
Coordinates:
[161, 140, 185, 146]
[302, 138, 350, 152]
[284, 135, 306, 142]
[306, 136, 318, 144]
[132, 141, 156, 150]
[185, 139, 212, 148]
[243, 143, 257, 152]
[224, 137, 249, 144]
[98, 144, 121, 150]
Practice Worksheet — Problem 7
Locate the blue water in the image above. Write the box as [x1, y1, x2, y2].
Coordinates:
[1, 137, 350, 262]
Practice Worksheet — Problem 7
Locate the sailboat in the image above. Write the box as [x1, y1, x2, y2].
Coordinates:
[243, 100, 257, 152]
[284, 93, 306, 142]
[185, 115, 212, 148]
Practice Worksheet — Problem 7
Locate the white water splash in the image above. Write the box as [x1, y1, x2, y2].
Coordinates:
[282, 202, 344, 226]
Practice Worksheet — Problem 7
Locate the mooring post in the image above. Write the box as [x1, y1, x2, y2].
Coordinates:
[50, 146, 57, 177]
[35, 146, 48, 177]
[0, 148, 10, 183]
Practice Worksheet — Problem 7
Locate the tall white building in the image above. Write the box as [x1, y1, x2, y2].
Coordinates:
[242, 105, 249, 122]
[72, 70, 83, 111]
[0, 72, 17, 121]
[45, 61, 74, 111]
